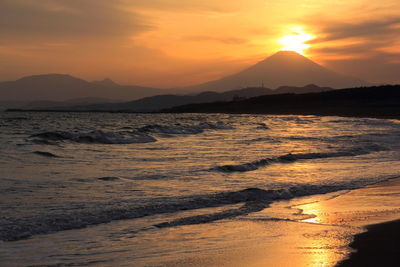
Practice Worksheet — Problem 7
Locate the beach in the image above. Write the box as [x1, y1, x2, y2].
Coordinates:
[1, 112, 400, 266]
[170, 177, 400, 267]
[297, 178, 400, 267]
[337, 219, 400, 267]
[335, 179, 400, 267]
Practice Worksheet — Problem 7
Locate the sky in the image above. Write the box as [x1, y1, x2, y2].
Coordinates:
[1, 0, 399, 88]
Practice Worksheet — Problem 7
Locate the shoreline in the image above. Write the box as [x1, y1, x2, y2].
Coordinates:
[4, 109, 400, 121]
[295, 177, 400, 267]
[336, 219, 400, 267]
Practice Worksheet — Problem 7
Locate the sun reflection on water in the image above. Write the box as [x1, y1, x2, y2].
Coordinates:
[297, 202, 344, 267]
[301, 202, 324, 224]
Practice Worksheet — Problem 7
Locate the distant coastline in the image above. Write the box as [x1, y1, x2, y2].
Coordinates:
[5, 108, 400, 120]
[7, 85, 400, 120]
[164, 85, 400, 119]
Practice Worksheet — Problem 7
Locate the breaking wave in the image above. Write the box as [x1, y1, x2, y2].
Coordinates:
[0, 182, 366, 241]
[139, 122, 233, 135]
[240, 137, 280, 144]
[30, 122, 234, 145]
[215, 144, 387, 172]
[255, 123, 270, 130]
[33, 151, 60, 158]
[30, 130, 157, 144]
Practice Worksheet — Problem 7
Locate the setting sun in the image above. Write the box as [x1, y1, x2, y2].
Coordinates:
[279, 27, 314, 55]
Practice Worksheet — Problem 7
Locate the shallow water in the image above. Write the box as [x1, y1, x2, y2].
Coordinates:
[1, 112, 400, 266]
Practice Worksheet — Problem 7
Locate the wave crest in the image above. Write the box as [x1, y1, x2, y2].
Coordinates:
[31, 130, 156, 144]
[0, 183, 355, 241]
[139, 122, 233, 135]
[216, 144, 387, 172]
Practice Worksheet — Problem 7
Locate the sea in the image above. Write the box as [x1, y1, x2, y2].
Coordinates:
[1, 112, 400, 267]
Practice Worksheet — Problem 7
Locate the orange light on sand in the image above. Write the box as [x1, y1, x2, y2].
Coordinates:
[279, 27, 314, 55]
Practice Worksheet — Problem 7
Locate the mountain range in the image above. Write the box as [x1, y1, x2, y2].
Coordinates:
[0, 74, 164, 102]
[1, 51, 368, 110]
[33, 84, 330, 112]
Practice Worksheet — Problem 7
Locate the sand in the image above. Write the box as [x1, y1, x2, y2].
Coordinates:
[2, 178, 399, 267]
[337, 219, 400, 267]
[295, 178, 400, 267]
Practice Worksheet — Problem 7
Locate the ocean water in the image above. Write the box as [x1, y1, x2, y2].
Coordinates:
[1, 112, 400, 266]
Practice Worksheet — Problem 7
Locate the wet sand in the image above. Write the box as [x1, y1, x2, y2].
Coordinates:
[2, 178, 399, 267]
[154, 177, 400, 267]
[296, 178, 400, 227]
[295, 178, 400, 267]
[337, 219, 400, 267]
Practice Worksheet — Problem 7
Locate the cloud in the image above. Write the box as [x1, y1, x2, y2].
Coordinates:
[325, 54, 400, 84]
[310, 17, 400, 43]
[185, 35, 248, 44]
[121, 0, 238, 14]
[305, 16, 400, 84]
[311, 40, 393, 56]
[0, 0, 154, 42]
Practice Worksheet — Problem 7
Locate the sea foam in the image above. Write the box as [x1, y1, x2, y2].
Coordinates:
[215, 144, 387, 172]
[31, 130, 156, 144]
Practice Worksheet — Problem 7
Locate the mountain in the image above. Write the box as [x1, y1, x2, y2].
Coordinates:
[181, 51, 367, 93]
[21, 97, 117, 109]
[92, 78, 119, 87]
[0, 74, 165, 102]
[22, 84, 331, 112]
[32, 87, 273, 112]
[0, 52, 361, 104]
[165, 85, 400, 119]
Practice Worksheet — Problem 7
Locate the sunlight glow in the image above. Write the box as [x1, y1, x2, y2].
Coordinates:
[279, 27, 314, 55]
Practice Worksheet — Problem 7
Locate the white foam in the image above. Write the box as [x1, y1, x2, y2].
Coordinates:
[0, 181, 374, 241]
[31, 130, 157, 144]
[216, 144, 388, 172]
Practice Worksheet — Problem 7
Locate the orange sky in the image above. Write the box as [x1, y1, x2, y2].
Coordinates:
[1, 0, 399, 87]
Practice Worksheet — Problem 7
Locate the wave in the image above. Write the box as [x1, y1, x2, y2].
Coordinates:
[283, 136, 323, 141]
[33, 151, 60, 158]
[255, 123, 270, 130]
[30, 130, 156, 144]
[215, 144, 387, 172]
[71, 177, 125, 183]
[240, 137, 280, 144]
[74, 175, 172, 182]
[3, 117, 29, 121]
[198, 122, 234, 130]
[139, 122, 233, 135]
[0, 182, 360, 241]
[29, 122, 233, 145]
[139, 124, 203, 135]
[97, 177, 121, 181]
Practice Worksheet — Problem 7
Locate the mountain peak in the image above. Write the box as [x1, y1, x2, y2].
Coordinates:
[182, 51, 367, 92]
[17, 73, 89, 84]
[258, 50, 315, 66]
[92, 78, 119, 87]
[272, 50, 304, 57]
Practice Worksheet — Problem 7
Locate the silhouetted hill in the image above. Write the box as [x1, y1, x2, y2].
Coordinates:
[165, 85, 400, 119]
[92, 78, 120, 87]
[182, 51, 366, 93]
[9, 84, 334, 112]
[21, 97, 117, 109]
[48, 87, 273, 112]
[0, 74, 165, 102]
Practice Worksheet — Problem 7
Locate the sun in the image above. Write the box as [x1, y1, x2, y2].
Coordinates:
[279, 27, 314, 55]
